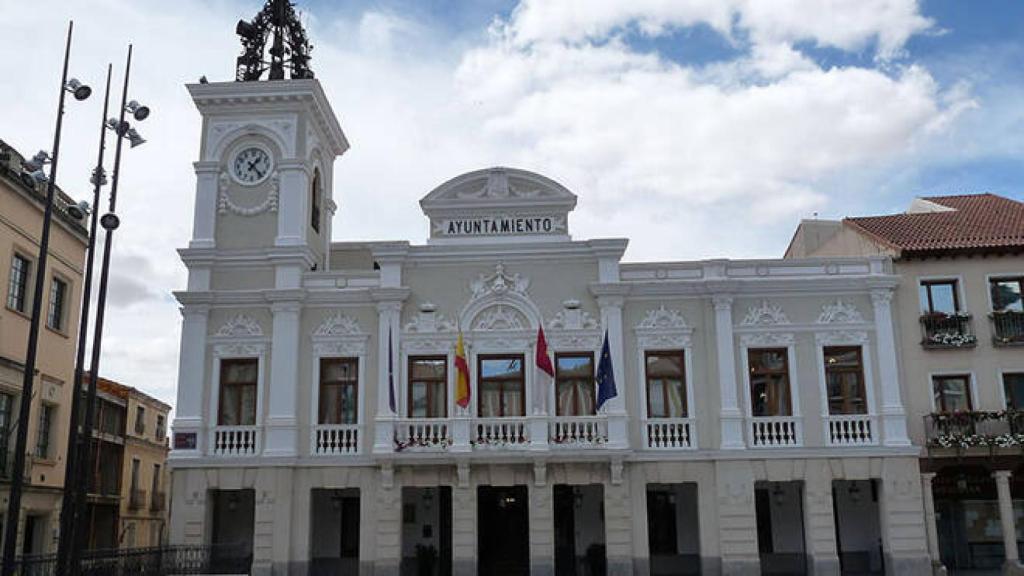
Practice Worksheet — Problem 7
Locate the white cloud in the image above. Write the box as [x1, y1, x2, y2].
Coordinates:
[0, 0, 982, 410]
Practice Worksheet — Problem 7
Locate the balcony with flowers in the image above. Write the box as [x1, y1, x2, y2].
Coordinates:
[919, 311, 976, 349]
[924, 410, 1024, 453]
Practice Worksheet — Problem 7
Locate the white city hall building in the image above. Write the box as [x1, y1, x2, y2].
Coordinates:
[168, 77, 936, 576]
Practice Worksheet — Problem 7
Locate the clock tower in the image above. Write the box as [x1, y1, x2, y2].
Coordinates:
[173, 2, 348, 464]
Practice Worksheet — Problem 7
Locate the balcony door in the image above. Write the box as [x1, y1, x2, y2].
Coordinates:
[478, 355, 525, 418]
[823, 347, 867, 415]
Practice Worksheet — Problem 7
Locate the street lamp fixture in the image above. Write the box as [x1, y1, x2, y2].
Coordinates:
[66, 200, 91, 220]
[65, 78, 92, 101]
[125, 99, 149, 121]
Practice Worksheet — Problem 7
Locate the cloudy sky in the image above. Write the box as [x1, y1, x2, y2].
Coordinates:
[1, 0, 1022, 407]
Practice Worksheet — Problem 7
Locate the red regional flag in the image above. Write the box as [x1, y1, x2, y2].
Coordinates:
[536, 325, 555, 379]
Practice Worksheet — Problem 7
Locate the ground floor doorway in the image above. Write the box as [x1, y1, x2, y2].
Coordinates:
[310, 488, 360, 575]
[832, 480, 884, 575]
[646, 483, 701, 576]
[554, 484, 606, 576]
[210, 489, 254, 574]
[83, 501, 118, 550]
[755, 481, 807, 575]
[478, 485, 528, 576]
[401, 486, 452, 576]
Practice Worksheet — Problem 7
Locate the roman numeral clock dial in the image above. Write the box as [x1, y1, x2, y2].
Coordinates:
[231, 146, 273, 185]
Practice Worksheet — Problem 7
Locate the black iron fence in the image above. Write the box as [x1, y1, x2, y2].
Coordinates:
[925, 410, 1024, 449]
[919, 313, 976, 349]
[14, 544, 251, 576]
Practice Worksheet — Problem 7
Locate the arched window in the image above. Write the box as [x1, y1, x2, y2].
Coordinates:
[311, 168, 322, 233]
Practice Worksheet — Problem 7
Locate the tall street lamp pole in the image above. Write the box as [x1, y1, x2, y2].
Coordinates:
[54, 62, 112, 576]
[70, 44, 148, 574]
[1, 21, 91, 576]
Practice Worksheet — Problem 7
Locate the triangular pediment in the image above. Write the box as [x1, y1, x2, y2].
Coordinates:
[420, 167, 577, 243]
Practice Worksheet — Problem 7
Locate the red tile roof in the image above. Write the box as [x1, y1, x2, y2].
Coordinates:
[844, 193, 1024, 257]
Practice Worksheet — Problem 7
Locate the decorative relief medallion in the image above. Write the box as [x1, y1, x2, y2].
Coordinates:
[740, 300, 790, 326]
[636, 305, 689, 330]
[472, 305, 526, 331]
[817, 300, 865, 324]
[314, 313, 363, 337]
[214, 314, 264, 337]
[470, 263, 530, 301]
[547, 334, 602, 350]
[403, 309, 456, 333]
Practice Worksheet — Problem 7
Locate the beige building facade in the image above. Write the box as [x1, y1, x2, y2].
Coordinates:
[788, 194, 1024, 575]
[0, 139, 88, 556]
[120, 384, 171, 548]
[169, 78, 935, 576]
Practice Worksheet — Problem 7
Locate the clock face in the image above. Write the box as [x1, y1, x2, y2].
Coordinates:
[231, 147, 273, 185]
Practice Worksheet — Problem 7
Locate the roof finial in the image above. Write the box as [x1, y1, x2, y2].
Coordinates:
[235, 0, 314, 82]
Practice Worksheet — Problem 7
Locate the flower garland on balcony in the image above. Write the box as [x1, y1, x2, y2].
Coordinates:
[928, 410, 1024, 448]
[926, 332, 977, 347]
[393, 436, 453, 452]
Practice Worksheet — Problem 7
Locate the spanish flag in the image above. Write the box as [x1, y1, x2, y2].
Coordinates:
[454, 331, 470, 408]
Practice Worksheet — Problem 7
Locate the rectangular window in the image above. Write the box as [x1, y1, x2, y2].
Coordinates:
[645, 350, 687, 418]
[155, 414, 165, 440]
[152, 464, 161, 497]
[933, 375, 972, 412]
[135, 406, 146, 434]
[218, 359, 258, 426]
[0, 393, 13, 472]
[991, 277, 1024, 312]
[7, 254, 30, 312]
[130, 458, 140, 491]
[1003, 373, 1024, 410]
[46, 277, 67, 330]
[319, 358, 358, 425]
[748, 348, 792, 417]
[310, 172, 321, 233]
[824, 346, 867, 415]
[919, 279, 960, 314]
[478, 355, 525, 417]
[555, 353, 595, 416]
[35, 404, 53, 459]
[408, 356, 447, 418]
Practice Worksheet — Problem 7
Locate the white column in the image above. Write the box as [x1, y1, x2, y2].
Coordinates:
[275, 161, 309, 247]
[920, 473, 944, 571]
[994, 471, 1020, 564]
[598, 294, 628, 449]
[190, 161, 218, 249]
[264, 301, 300, 457]
[172, 305, 208, 456]
[714, 295, 744, 449]
[871, 289, 910, 446]
[374, 301, 401, 453]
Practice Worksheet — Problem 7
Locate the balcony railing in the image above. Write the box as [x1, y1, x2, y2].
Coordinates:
[128, 489, 147, 510]
[920, 312, 977, 349]
[925, 410, 1024, 450]
[991, 311, 1024, 346]
[550, 416, 607, 447]
[825, 414, 877, 446]
[312, 424, 360, 455]
[749, 416, 801, 447]
[394, 419, 453, 451]
[211, 425, 259, 456]
[151, 490, 166, 512]
[643, 418, 696, 449]
[472, 418, 530, 448]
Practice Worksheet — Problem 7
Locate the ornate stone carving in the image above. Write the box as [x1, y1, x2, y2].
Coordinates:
[470, 263, 530, 301]
[636, 333, 691, 349]
[215, 314, 263, 337]
[740, 332, 795, 347]
[814, 330, 869, 345]
[403, 309, 456, 333]
[313, 340, 367, 356]
[547, 334, 601, 351]
[472, 305, 525, 331]
[548, 308, 599, 330]
[817, 300, 865, 324]
[314, 313, 363, 337]
[213, 342, 265, 357]
[740, 300, 790, 326]
[218, 170, 279, 216]
[636, 306, 689, 330]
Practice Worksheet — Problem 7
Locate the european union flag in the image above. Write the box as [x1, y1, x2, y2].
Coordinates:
[596, 329, 617, 410]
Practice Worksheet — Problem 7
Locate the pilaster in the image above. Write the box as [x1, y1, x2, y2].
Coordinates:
[275, 159, 310, 247]
[920, 473, 947, 575]
[605, 476, 635, 576]
[804, 460, 840, 576]
[374, 300, 402, 453]
[190, 161, 218, 249]
[529, 471, 554, 576]
[264, 300, 300, 457]
[713, 295, 744, 449]
[879, 458, 931, 575]
[172, 305, 209, 457]
[374, 478, 401, 576]
[871, 289, 910, 446]
[714, 459, 759, 575]
[994, 471, 1021, 567]
[452, 482, 477, 576]
[597, 291, 629, 449]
